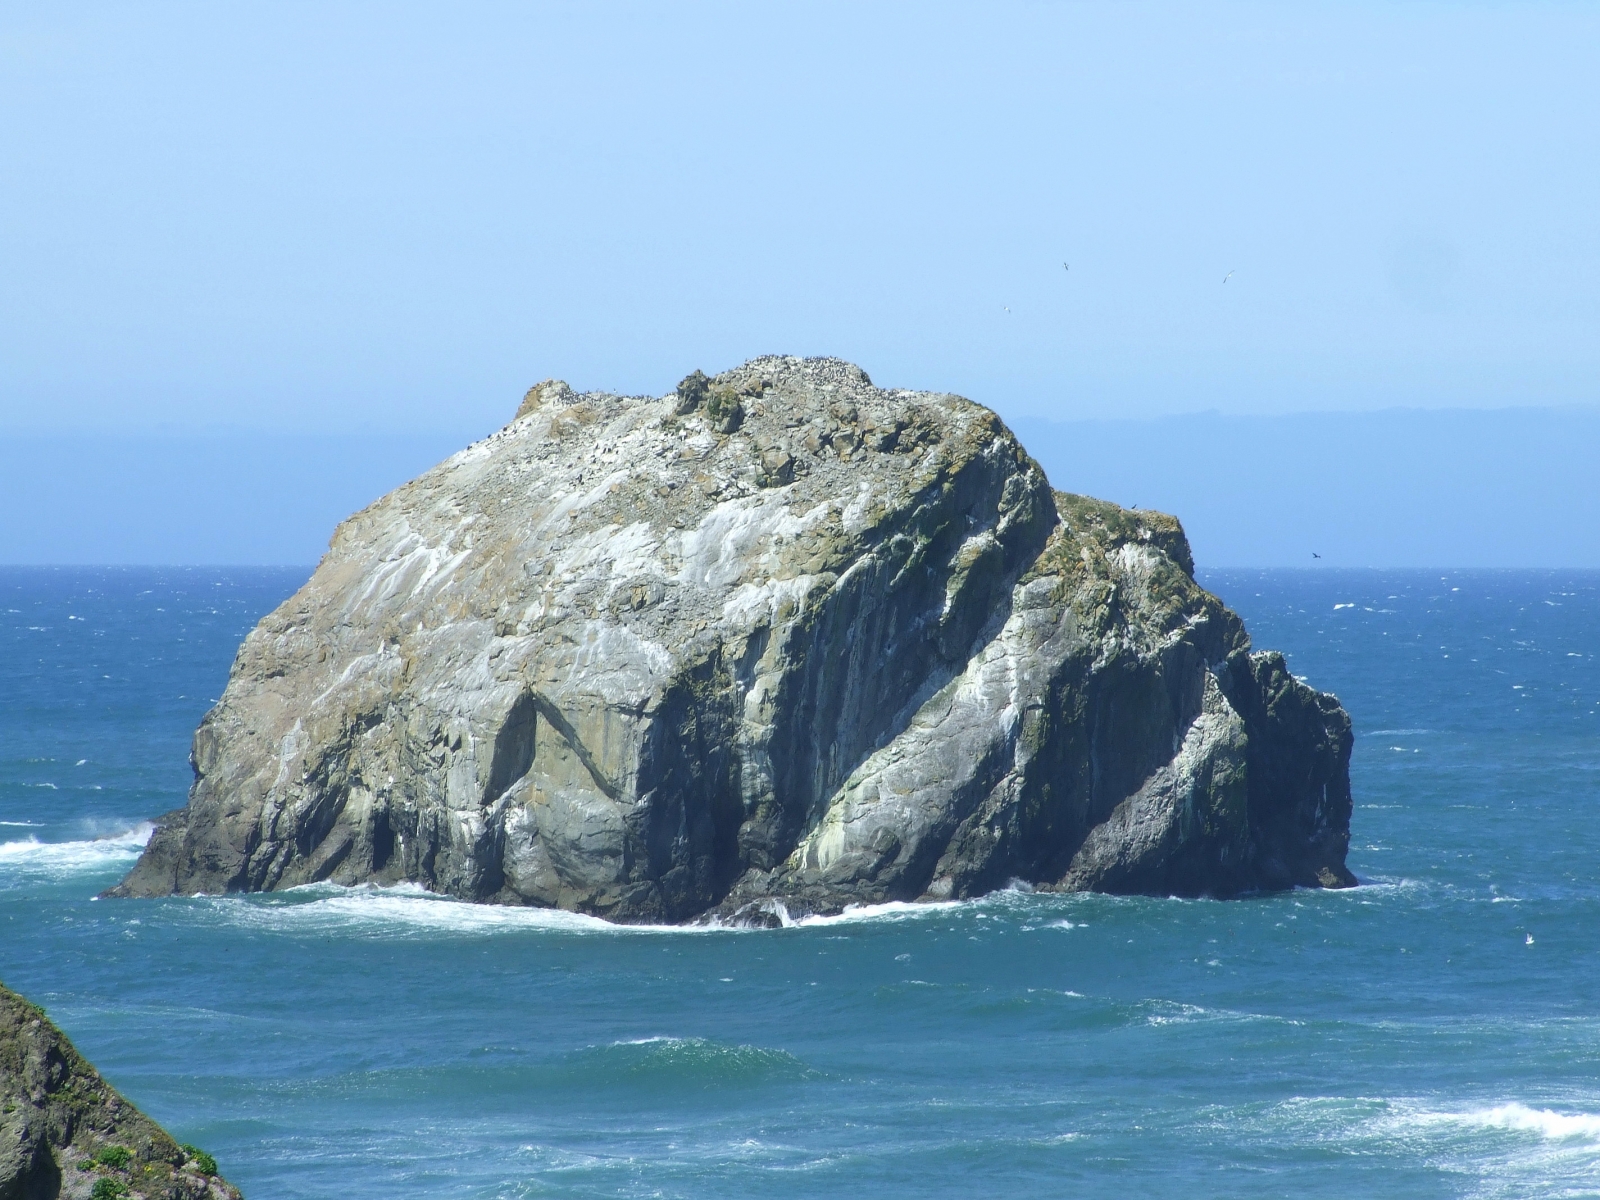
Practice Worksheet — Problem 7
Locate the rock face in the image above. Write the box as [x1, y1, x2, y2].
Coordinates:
[112, 357, 1354, 922]
[0, 982, 241, 1200]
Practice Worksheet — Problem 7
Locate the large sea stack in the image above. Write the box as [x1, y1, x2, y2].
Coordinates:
[113, 357, 1354, 922]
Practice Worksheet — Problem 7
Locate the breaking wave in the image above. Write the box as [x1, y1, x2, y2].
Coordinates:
[791, 899, 966, 927]
[0, 824, 152, 878]
[564, 1036, 817, 1087]
[1231, 1097, 1600, 1197]
[194, 885, 1021, 938]
[1410, 1101, 1600, 1142]
[200, 884, 714, 938]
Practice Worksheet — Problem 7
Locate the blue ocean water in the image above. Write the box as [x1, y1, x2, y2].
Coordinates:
[3, 566, 1598, 1199]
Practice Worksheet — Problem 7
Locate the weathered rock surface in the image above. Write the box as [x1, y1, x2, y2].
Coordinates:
[112, 357, 1354, 922]
[0, 982, 241, 1200]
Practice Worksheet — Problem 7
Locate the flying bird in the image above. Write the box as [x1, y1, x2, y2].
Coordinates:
[1063, 263, 1069, 271]
[1223, 270, 1235, 284]
[1313, 552, 1322, 559]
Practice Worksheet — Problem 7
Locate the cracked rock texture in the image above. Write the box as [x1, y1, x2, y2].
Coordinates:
[0, 982, 241, 1200]
[112, 357, 1354, 922]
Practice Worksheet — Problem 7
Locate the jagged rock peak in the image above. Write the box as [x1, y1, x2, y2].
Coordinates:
[515, 378, 577, 418]
[113, 356, 1355, 923]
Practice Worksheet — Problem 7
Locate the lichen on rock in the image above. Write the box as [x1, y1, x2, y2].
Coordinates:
[111, 356, 1354, 922]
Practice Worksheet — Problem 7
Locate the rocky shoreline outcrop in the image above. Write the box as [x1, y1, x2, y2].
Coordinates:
[0, 982, 241, 1200]
[112, 357, 1354, 922]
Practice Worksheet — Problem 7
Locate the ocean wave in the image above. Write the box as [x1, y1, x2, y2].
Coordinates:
[1140, 999, 1304, 1029]
[1381, 1100, 1600, 1196]
[1230, 1096, 1600, 1196]
[201, 885, 717, 938]
[569, 1036, 817, 1087]
[195, 884, 1027, 938]
[1412, 1102, 1600, 1142]
[1326, 874, 1431, 898]
[771, 883, 1133, 928]
[149, 874, 1425, 937]
[790, 899, 966, 927]
[0, 824, 152, 876]
[703, 895, 1005, 929]
[812, 886, 1205, 927]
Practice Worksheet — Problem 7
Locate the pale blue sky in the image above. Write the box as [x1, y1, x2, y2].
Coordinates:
[3, 1, 1597, 435]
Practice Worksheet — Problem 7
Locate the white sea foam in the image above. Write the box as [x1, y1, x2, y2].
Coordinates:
[0, 824, 152, 875]
[1302, 1098, 1600, 1196]
[1418, 1103, 1600, 1142]
[1143, 1001, 1210, 1026]
[1323, 874, 1430, 900]
[1141, 999, 1303, 1028]
[791, 899, 965, 927]
[1226, 1095, 1600, 1197]
[192, 882, 1021, 938]
[704, 895, 981, 929]
[200, 884, 767, 938]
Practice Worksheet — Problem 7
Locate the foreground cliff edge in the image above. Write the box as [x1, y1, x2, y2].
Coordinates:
[112, 357, 1354, 921]
[0, 983, 241, 1200]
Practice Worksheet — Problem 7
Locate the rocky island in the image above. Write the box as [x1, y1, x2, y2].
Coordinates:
[0, 982, 240, 1200]
[112, 357, 1354, 922]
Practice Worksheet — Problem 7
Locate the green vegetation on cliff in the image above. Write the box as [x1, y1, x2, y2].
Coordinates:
[0, 982, 240, 1200]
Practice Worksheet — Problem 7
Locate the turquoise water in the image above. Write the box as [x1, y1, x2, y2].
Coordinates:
[4, 566, 1598, 1199]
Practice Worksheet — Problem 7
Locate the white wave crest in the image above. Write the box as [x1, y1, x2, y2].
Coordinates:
[760, 880, 1085, 928]
[1366, 1099, 1600, 1195]
[195, 885, 1006, 938]
[1421, 1103, 1600, 1142]
[1224, 1095, 1600, 1198]
[706, 894, 1023, 930]
[1141, 999, 1303, 1028]
[150, 876, 1161, 936]
[1324, 875, 1430, 899]
[202, 885, 742, 938]
[791, 899, 965, 927]
[0, 824, 153, 875]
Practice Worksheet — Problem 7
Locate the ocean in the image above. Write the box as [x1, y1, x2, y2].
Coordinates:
[3, 566, 1598, 1199]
